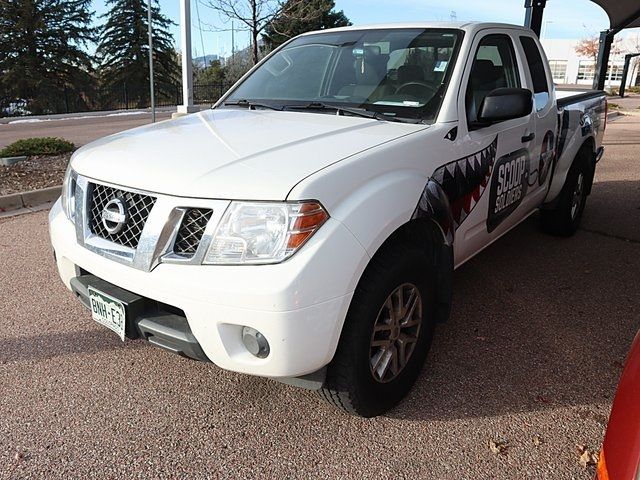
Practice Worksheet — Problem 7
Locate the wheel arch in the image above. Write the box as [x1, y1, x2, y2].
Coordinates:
[361, 216, 454, 324]
[347, 176, 455, 325]
[579, 136, 597, 195]
[544, 136, 597, 209]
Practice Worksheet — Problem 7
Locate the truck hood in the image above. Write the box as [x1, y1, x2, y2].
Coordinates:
[72, 108, 427, 200]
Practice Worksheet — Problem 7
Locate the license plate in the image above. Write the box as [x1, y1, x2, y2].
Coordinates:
[88, 286, 126, 341]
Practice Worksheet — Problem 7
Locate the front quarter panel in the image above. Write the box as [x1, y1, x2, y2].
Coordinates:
[288, 123, 460, 258]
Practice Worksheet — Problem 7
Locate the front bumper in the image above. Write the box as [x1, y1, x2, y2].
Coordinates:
[71, 274, 210, 362]
[49, 200, 369, 378]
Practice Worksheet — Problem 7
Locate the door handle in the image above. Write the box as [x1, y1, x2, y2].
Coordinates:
[521, 132, 535, 143]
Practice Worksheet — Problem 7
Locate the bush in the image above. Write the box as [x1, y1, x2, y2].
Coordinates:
[0, 137, 75, 157]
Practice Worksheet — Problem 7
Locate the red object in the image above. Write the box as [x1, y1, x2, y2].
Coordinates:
[598, 332, 640, 479]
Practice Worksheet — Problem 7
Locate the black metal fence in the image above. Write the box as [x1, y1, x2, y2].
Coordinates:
[96, 82, 235, 111]
[1, 82, 235, 117]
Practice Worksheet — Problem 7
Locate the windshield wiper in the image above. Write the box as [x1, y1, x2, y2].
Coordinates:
[283, 102, 405, 122]
[223, 99, 283, 111]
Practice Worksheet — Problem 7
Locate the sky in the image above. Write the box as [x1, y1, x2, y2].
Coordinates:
[90, 0, 640, 59]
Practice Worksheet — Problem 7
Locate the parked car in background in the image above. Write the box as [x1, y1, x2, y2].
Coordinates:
[1, 99, 31, 117]
[50, 22, 607, 417]
[597, 331, 640, 480]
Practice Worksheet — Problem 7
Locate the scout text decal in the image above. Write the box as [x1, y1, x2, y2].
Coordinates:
[487, 148, 530, 233]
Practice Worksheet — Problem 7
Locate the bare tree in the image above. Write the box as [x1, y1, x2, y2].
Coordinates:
[204, 0, 309, 65]
[264, 0, 350, 50]
[575, 35, 622, 63]
[628, 34, 640, 87]
[574, 37, 600, 64]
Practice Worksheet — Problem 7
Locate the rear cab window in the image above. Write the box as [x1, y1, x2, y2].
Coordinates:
[519, 36, 550, 111]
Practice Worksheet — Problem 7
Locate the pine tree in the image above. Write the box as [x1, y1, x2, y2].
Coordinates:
[97, 0, 179, 109]
[262, 0, 351, 51]
[0, 0, 96, 115]
[195, 60, 226, 85]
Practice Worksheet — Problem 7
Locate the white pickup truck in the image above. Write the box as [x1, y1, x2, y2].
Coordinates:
[50, 22, 606, 417]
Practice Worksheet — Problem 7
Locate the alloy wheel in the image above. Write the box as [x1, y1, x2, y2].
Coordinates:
[369, 283, 423, 383]
[571, 172, 585, 220]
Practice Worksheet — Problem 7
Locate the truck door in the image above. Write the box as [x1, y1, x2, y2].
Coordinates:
[451, 30, 536, 266]
[517, 35, 558, 203]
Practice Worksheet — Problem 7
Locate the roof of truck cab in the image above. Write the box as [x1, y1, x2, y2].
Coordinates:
[299, 22, 533, 36]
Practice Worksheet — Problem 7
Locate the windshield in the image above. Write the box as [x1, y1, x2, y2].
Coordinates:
[222, 28, 463, 122]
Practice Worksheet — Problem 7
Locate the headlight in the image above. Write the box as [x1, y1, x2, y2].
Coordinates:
[61, 163, 77, 223]
[204, 201, 328, 265]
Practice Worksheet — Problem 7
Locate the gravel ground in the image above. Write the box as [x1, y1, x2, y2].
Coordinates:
[0, 154, 70, 195]
[0, 116, 638, 479]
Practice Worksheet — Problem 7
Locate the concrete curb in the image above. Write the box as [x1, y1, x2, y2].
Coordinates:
[0, 156, 27, 166]
[0, 185, 61, 214]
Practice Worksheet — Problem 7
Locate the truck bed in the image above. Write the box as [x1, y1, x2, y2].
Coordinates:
[556, 89, 606, 109]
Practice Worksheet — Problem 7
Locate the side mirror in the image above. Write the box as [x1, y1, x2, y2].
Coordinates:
[477, 88, 533, 125]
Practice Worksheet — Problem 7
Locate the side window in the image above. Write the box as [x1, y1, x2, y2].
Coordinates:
[466, 34, 521, 124]
[520, 36, 550, 110]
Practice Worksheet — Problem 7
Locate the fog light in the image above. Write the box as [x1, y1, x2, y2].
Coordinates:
[242, 327, 270, 358]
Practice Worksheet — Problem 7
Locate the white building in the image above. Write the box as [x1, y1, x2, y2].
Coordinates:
[541, 38, 639, 88]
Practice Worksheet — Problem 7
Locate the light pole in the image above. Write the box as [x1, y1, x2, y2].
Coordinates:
[147, 0, 155, 123]
[176, 0, 198, 116]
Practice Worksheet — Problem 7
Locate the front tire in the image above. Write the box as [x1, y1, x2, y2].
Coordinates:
[318, 239, 437, 417]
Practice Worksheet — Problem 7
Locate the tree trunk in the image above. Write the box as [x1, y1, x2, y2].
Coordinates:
[251, 0, 259, 65]
[252, 28, 259, 65]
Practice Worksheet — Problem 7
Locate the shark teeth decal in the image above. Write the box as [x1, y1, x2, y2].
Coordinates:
[431, 136, 498, 229]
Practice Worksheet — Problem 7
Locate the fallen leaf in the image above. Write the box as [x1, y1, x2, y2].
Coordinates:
[576, 445, 598, 469]
[488, 439, 508, 455]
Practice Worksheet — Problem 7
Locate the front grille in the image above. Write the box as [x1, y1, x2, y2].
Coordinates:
[89, 183, 157, 249]
[173, 208, 213, 257]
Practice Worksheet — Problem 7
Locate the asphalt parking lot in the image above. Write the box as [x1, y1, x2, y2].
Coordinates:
[1, 115, 639, 479]
[0, 111, 174, 150]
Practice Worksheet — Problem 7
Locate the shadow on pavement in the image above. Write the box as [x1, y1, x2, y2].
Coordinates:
[1, 180, 636, 423]
[582, 180, 640, 243]
[0, 329, 145, 364]
[388, 179, 639, 420]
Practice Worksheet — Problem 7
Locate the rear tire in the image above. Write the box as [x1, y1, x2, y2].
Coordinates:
[540, 152, 590, 236]
[318, 238, 437, 417]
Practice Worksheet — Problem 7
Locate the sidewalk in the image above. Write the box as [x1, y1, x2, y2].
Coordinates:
[609, 93, 640, 111]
